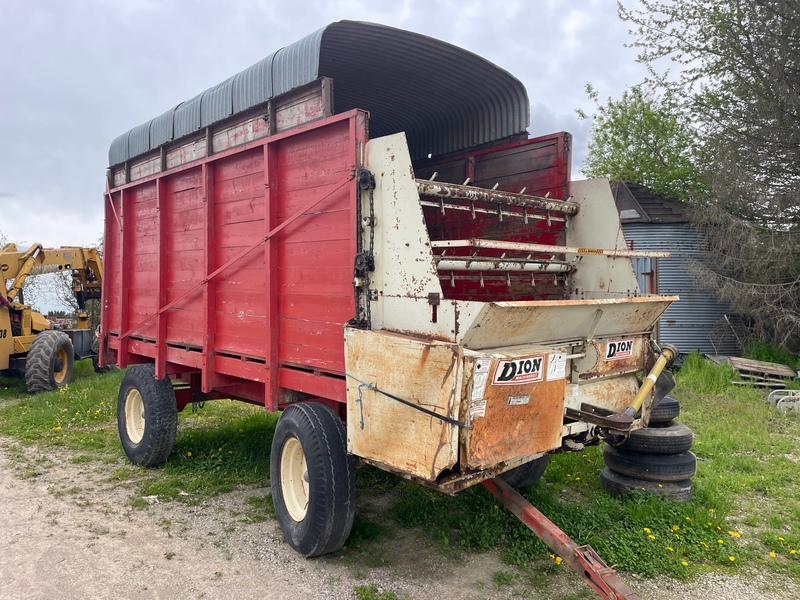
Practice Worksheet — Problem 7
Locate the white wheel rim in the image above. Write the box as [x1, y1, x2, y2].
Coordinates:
[280, 437, 309, 522]
[125, 389, 146, 445]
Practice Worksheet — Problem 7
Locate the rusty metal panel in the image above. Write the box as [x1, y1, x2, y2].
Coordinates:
[457, 297, 676, 350]
[571, 336, 647, 381]
[564, 374, 639, 414]
[345, 328, 462, 482]
[462, 350, 565, 470]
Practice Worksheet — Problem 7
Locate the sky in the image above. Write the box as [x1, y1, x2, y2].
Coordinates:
[0, 0, 649, 250]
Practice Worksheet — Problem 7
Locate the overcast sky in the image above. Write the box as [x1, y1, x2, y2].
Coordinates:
[0, 0, 648, 249]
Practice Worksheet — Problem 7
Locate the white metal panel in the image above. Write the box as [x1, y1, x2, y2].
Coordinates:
[567, 179, 643, 299]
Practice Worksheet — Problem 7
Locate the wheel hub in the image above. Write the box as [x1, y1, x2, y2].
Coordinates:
[280, 437, 309, 522]
[124, 389, 146, 445]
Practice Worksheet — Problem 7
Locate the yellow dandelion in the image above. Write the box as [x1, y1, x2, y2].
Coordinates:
[718, 539, 724, 545]
[218, 447, 223, 452]
[566, 473, 572, 477]
[770, 552, 777, 558]
[575, 477, 581, 481]
[648, 535, 656, 540]
[187, 451, 192, 457]
[790, 550, 796, 555]
[493, 505, 499, 510]
[667, 547, 674, 552]
[700, 541, 708, 548]
[685, 517, 691, 521]
[672, 525, 680, 532]
[643, 528, 651, 534]
[218, 458, 222, 463]
[658, 484, 663, 488]
[707, 522, 714, 527]
[729, 556, 735, 562]
[681, 561, 688, 567]
[228, 450, 233, 454]
[550, 554, 555, 559]
[778, 537, 785, 541]
[728, 530, 741, 538]
[555, 556, 562, 565]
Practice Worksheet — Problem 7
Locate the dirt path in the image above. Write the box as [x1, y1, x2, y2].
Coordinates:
[0, 440, 796, 600]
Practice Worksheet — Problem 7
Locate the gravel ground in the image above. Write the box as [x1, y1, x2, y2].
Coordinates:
[1, 439, 798, 600]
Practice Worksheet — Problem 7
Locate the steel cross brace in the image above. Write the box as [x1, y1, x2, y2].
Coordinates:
[482, 478, 641, 600]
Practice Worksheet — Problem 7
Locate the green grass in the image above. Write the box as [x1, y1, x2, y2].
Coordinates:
[1, 352, 798, 583]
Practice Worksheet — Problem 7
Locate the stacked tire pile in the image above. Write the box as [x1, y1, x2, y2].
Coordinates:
[600, 395, 696, 501]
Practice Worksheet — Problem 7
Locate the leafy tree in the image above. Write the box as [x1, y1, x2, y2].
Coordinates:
[619, 0, 800, 350]
[578, 84, 706, 200]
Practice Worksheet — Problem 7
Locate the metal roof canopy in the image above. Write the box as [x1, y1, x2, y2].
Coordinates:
[109, 20, 530, 167]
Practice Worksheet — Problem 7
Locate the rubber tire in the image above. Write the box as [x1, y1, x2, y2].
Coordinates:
[499, 455, 550, 489]
[271, 402, 356, 558]
[117, 364, 177, 467]
[649, 395, 680, 424]
[618, 421, 693, 454]
[25, 330, 75, 393]
[600, 467, 694, 502]
[604, 446, 697, 482]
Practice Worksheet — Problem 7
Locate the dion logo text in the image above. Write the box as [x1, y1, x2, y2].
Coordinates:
[493, 356, 543, 385]
[605, 340, 633, 360]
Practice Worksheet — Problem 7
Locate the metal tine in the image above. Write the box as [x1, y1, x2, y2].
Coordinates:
[523, 208, 528, 225]
[430, 171, 438, 181]
[498, 204, 503, 222]
[491, 182, 499, 190]
[450, 271, 455, 287]
[506, 271, 511, 287]
[462, 177, 471, 186]
[440, 197, 445, 215]
[519, 187, 527, 195]
[470, 200, 476, 219]
[479, 272, 485, 288]
[544, 192, 551, 198]
[531, 273, 536, 287]
[547, 212, 552, 227]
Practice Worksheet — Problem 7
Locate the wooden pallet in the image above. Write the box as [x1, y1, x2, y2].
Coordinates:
[707, 355, 796, 389]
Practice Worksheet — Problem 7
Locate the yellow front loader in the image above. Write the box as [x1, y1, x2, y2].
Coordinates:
[0, 243, 103, 393]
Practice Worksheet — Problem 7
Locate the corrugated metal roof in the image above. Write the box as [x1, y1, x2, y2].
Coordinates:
[612, 181, 688, 224]
[624, 222, 739, 355]
[109, 21, 530, 166]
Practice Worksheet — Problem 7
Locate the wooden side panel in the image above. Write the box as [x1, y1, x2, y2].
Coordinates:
[345, 329, 462, 482]
[103, 111, 366, 405]
[462, 351, 565, 469]
[274, 118, 358, 374]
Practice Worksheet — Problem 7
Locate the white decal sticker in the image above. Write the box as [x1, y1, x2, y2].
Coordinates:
[547, 352, 567, 380]
[605, 339, 633, 360]
[471, 359, 492, 400]
[469, 400, 487, 419]
[492, 355, 543, 385]
[507, 395, 530, 406]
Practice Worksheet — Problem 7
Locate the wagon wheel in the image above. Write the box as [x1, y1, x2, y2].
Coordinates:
[499, 455, 550, 489]
[117, 364, 177, 467]
[271, 402, 356, 557]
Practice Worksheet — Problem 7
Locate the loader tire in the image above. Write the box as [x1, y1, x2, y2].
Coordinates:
[649, 395, 680, 424]
[604, 446, 697, 482]
[600, 467, 693, 502]
[499, 455, 550, 489]
[271, 402, 356, 557]
[25, 330, 75, 393]
[618, 421, 694, 455]
[117, 364, 177, 467]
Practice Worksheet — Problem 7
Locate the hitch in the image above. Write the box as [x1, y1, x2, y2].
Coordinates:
[483, 478, 641, 600]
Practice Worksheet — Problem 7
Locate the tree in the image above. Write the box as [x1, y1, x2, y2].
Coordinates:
[619, 0, 800, 350]
[578, 84, 706, 200]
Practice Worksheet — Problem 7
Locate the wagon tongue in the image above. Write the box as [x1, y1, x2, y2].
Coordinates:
[565, 403, 635, 432]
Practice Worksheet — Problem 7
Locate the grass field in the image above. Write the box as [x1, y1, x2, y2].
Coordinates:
[0, 353, 798, 585]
